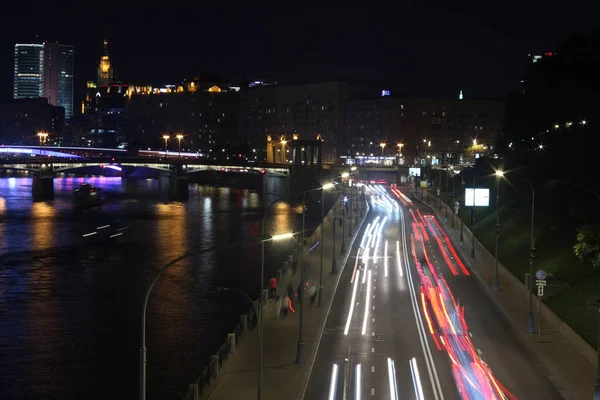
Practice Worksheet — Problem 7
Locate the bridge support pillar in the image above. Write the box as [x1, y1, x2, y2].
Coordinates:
[122, 165, 136, 178]
[32, 164, 54, 199]
[159, 164, 189, 201]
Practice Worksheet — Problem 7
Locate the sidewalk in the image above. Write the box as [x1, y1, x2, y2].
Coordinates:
[204, 189, 368, 400]
[418, 189, 595, 400]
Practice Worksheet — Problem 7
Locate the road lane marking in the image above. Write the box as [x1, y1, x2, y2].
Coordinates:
[409, 357, 426, 400]
[384, 239, 389, 277]
[372, 366, 375, 372]
[361, 269, 373, 335]
[356, 364, 362, 400]
[328, 363, 338, 400]
[372, 347, 375, 353]
[344, 269, 361, 335]
[371, 388, 375, 395]
[387, 358, 400, 400]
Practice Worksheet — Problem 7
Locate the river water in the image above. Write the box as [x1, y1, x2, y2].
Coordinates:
[0, 175, 304, 399]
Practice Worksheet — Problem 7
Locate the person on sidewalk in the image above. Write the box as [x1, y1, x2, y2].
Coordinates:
[269, 277, 277, 299]
[282, 296, 289, 318]
[309, 284, 317, 305]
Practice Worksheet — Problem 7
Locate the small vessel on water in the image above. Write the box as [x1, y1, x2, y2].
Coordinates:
[73, 183, 104, 208]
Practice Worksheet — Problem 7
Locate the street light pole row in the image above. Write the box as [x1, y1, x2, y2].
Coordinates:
[162, 134, 185, 156]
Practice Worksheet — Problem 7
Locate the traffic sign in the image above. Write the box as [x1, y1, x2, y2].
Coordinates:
[537, 285, 544, 297]
[536, 280, 546, 286]
[535, 270, 547, 280]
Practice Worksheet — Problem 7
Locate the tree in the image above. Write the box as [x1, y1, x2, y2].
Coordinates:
[574, 224, 600, 268]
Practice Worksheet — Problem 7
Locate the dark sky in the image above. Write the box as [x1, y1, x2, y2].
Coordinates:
[1, 2, 599, 104]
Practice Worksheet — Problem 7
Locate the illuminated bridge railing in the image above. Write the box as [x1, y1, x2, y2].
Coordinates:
[0, 145, 206, 159]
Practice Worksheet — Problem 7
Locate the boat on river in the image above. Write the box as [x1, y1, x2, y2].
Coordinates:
[73, 183, 104, 208]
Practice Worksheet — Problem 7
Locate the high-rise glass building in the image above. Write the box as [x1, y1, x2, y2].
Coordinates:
[14, 41, 75, 119]
[13, 43, 44, 99]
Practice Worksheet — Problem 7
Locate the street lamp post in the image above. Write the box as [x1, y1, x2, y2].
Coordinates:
[139, 233, 293, 400]
[176, 134, 184, 157]
[340, 182, 346, 254]
[348, 179, 353, 238]
[520, 178, 536, 334]
[493, 170, 504, 291]
[162, 135, 169, 153]
[470, 174, 476, 262]
[258, 198, 286, 400]
[297, 183, 333, 364]
[331, 191, 338, 274]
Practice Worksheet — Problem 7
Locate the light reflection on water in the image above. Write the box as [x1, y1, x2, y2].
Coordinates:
[0, 176, 297, 399]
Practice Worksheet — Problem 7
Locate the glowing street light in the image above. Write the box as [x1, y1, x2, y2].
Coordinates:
[379, 142, 386, 157]
[176, 134, 184, 156]
[37, 131, 48, 145]
[162, 135, 170, 153]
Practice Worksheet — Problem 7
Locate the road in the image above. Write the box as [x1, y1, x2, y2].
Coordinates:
[302, 184, 564, 400]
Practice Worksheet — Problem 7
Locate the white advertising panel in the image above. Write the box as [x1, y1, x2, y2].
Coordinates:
[409, 167, 421, 177]
[464, 188, 490, 207]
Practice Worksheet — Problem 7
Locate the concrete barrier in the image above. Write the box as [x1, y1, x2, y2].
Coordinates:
[435, 196, 597, 367]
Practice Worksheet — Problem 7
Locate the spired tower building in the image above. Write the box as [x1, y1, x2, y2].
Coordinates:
[97, 38, 114, 86]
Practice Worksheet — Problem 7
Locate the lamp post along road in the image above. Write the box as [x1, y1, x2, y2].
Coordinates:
[348, 179, 353, 237]
[331, 192, 338, 274]
[521, 179, 536, 334]
[140, 244, 235, 400]
[258, 198, 285, 400]
[318, 188, 325, 307]
[139, 233, 293, 400]
[297, 183, 334, 363]
[471, 175, 476, 261]
[493, 170, 503, 291]
[341, 182, 346, 254]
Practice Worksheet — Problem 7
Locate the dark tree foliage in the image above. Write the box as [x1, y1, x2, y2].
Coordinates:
[504, 31, 600, 180]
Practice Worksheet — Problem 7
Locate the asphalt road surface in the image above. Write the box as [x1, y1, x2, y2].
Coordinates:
[302, 184, 564, 400]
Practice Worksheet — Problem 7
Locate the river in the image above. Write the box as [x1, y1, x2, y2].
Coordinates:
[0, 175, 306, 399]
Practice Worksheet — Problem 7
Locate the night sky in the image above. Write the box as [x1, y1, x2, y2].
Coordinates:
[1, 2, 598, 105]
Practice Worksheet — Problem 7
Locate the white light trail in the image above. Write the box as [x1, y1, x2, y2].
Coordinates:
[351, 248, 361, 284]
[344, 270, 361, 335]
[373, 236, 380, 263]
[328, 364, 339, 400]
[410, 358, 425, 400]
[384, 240, 389, 277]
[396, 240, 403, 277]
[378, 216, 388, 236]
[362, 246, 370, 267]
[355, 364, 362, 400]
[361, 269, 372, 335]
[387, 358, 399, 400]
[359, 223, 371, 248]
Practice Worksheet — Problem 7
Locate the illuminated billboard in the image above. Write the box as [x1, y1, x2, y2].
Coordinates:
[409, 167, 421, 177]
[464, 188, 490, 207]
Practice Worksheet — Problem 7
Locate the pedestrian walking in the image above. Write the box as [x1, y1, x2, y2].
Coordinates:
[309, 284, 317, 305]
[269, 277, 277, 299]
[282, 296, 289, 318]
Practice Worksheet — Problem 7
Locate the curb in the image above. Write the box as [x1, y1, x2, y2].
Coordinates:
[414, 193, 576, 400]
